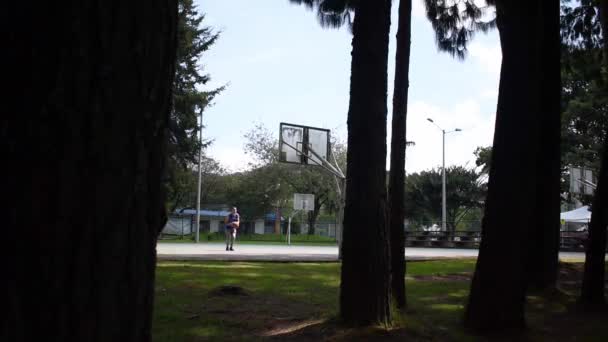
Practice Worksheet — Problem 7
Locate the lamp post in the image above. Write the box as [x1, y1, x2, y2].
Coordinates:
[427, 118, 461, 232]
[195, 110, 204, 243]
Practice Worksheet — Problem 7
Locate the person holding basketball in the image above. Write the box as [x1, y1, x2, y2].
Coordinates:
[224, 207, 240, 251]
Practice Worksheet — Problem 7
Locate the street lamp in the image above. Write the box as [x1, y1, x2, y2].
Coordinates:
[195, 110, 204, 243]
[427, 118, 461, 232]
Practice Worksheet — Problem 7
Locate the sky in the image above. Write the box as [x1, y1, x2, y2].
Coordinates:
[197, 0, 501, 174]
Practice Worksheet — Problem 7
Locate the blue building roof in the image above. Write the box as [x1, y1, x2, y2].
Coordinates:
[264, 212, 285, 221]
[174, 209, 284, 221]
[175, 209, 230, 217]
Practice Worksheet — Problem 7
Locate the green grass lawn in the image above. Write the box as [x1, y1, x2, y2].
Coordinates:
[153, 260, 608, 341]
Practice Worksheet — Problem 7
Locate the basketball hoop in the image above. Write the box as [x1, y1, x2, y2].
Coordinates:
[569, 166, 595, 195]
[279, 122, 345, 258]
[294, 193, 314, 211]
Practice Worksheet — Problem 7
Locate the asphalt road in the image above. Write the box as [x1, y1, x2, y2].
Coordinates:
[157, 242, 586, 262]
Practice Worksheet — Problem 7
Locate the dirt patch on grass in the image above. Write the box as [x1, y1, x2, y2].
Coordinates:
[407, 261, 594, 287]
[555, 262, 608, 294]
[556, 262, 586, 294]
[409, 273, 472, 281]
[208, 285, 251, 297]
[200, 290, 434, 341]
[264, 322, 450, 341]
[528, 309, 608, 340]
[522, 262, 608, 341]
[199, 288, 328, 339]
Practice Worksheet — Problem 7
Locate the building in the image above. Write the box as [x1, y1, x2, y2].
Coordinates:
[161, 207, 284, 236]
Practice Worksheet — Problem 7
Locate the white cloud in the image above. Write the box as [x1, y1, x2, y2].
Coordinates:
[400, 99, 495, 173]
[238, 47, 289, 65]
[208, 145, 254, 173]
[468, 42, 502, 76]
[481, 89, 498, 100]
[412, 0, 426, 18]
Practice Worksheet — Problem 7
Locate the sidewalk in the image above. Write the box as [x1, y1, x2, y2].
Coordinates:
[157, 242, 588, 262]
[157, 243, 339, 261]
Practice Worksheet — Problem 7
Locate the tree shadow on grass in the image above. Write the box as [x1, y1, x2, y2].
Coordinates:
[265, 280, 472, 341]
[523, 262, 608, 341]
[262, 319, 442, 341]
[153, 261, 608, 341]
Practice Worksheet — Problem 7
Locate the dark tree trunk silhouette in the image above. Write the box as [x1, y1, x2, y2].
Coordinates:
[580, 131, 608, 309]
[388, 0, 412, 310]
[2, 1, 177, 341]
[340, 0, 392, 326]
[307, 211, 318, 235]
[307, 196, 323, 235]
[527, 0, 561, 292]
[579, 0, 608, 309]
[464, 0, 549, 333]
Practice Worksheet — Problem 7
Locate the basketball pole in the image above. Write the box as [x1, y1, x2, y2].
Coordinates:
[278, 123, 345, 258]
[335, 177, 346, 260]
[331, 152, 346, 260]
[285, 139, 346, 257]
[442, 129, 446, 233]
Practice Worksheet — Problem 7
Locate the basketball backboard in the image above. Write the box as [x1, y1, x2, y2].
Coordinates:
[294, 193, 315, 211]
[569, 166, 595, 195]
[279, 122, 330, 165]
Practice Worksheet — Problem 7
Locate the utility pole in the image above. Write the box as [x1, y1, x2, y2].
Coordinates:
[427, 118, 461, 233]
[195, 110, 203, 243]
[442, 129, 446, 232]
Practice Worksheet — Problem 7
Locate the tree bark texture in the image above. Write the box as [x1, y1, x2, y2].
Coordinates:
[580, 0, 608, 309]
[464, 1, 547, 333]
[527, 0, 561, 292]
[307, 195, 323, 235]
[580, 129, 608, 308]
[2, 1, 177, 341]
[388, 0, 412, 310]
[340, 0, 393, 326]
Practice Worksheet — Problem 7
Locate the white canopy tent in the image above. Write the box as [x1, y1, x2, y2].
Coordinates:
[560, 206, 591, 223]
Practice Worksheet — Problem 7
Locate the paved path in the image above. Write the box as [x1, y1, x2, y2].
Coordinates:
[157, 243, 586, 262]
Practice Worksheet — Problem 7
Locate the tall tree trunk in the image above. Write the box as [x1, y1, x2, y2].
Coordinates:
[580, 130, 608, 309]
[464, 1, 544, 333]
[307, 198, 321, 235]
[275, 207, 282, 234]
[2, 1, 177, 341]
[388, 0, 412, 310]
[579, 0, 608, 310]
[340, 0, 392, 326]
[527, 0, 561, 292]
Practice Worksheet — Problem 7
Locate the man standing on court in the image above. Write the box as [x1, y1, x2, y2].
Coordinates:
[224, 207, 240, 251]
